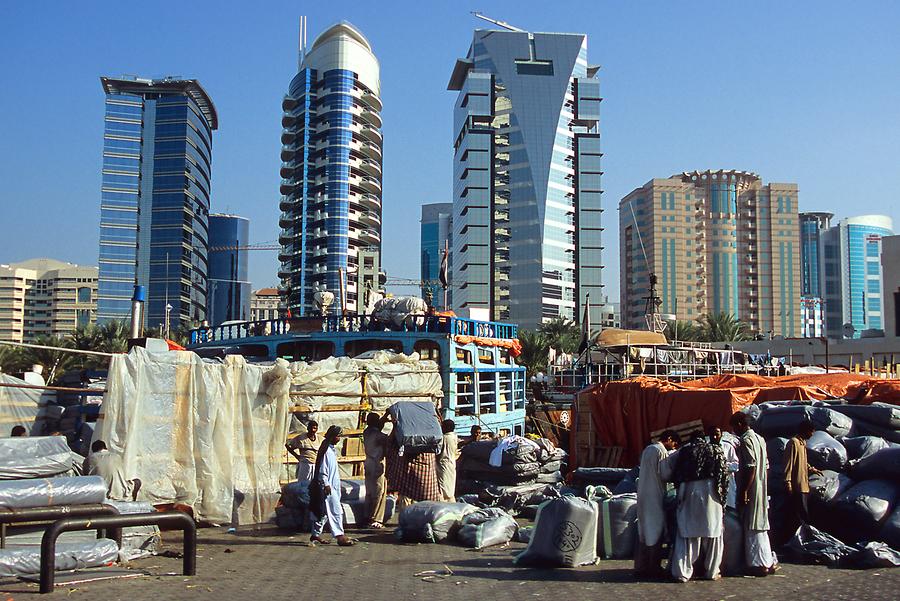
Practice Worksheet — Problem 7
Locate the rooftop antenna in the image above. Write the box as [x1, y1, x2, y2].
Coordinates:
[471, 11, 525, 32]
[298, 15, 308, 69]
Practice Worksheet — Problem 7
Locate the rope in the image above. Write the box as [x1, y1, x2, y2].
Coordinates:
[0, 340, 114, 358]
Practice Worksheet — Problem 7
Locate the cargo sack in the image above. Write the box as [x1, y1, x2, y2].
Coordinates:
[395, 501, 477, 543]
[387, 401, 442, 455]
[105, 500, 161, 561]
[787, 524, 855, 565]
[806, 431, 848, 472]
[879, 504, 900, 550]
[0, 539, 119, 578]
[516, 525, 534, 543]
[755, 405, 852, 439]
[541, 460, 564, 474]
[831, 479, 900, 542]
[612, 470, 639, 495]
[721, 509, 744, 576]
[459, 439, 539, 465]
[808, 470, 854, 506]
[281, 480, 311, 508]
[850, 541, 900, 568]
[514, 496, 598, 568]
[841, 436, 893, 462]
[536, 471, 564, 484]
[850, 447, 900, 481]
[340, 479, 366, 501]
[831, 403, 900, 430]
[594, 493, 637, 559]
[456, 507, 518, 549]
[0, 476, 107, 509]
[570, 467, 631, 489]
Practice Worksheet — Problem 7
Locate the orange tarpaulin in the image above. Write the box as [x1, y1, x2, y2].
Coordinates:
[576, 373, 900, 468]
[453, 335, 523, 358]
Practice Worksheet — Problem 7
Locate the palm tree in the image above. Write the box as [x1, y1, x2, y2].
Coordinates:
[537, 317, 581, 354]
[666, 319, 704, 342]
[17, 335, 76, 384]
[517, 329, 550, 379]
[698, 312, 752, 342]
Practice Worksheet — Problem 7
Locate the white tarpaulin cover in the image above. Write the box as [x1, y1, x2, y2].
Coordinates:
[0, 436, 84, 480]
[95, 347, 292, 525]
[0, 476, 106, 509]
[289, 351, 442, 448]
[0, 373, 42, 435]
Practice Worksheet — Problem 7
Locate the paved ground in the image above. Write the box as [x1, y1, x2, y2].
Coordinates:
[1, 525, 897, 600]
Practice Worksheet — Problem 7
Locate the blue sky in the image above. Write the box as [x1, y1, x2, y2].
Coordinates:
[1, 0, 898, 305]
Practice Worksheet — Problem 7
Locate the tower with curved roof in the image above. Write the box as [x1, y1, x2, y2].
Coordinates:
[278, 22, 383, 315]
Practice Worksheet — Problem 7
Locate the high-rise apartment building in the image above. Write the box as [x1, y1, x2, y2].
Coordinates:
[97, 76, 217, 329]
[820, 215, 893, 337]
[278, 22, 383, 316]
[0, 259, 98, 342]
[620, 170, 801, 337]
[420, 203, 453, 309]
[799, 212, 833, 337]
[448, 25, 603, 330]
[882, 235, 900, 338]
[207, 214, 251, 326]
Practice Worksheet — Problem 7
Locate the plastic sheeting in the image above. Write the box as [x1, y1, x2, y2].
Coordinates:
[881, 505, 900, 550]
[0, 436, 84, 480]
[95, 347, 292, 525]
[842, 436, 893, 462]
[0, 476, 106, 509]
[514, 496, 599, 568]
[105, 500, 161, 561]
[0, 539, 119, 577]
[787, 524, 855, 565]
[371, 296, 428, 329]
[0, 373, 46, 436]
[756, 406, 852, 439]
[831, 479, 900, 541]
[395, 501, 477, 543]
[387, 401, 442, 454]
[456, 508, 518, 549]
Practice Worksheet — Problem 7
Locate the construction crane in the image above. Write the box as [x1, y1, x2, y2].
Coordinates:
[208, 242, 279, 252]
[471, 11, 525, 32]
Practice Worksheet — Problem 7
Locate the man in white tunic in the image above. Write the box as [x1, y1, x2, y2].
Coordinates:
[310, 426, 354, 546]
[634, 430, 681, 578]
[731, 412, 778, 576]
[436, 419, 458, 502]
[669, 432, 729, 582]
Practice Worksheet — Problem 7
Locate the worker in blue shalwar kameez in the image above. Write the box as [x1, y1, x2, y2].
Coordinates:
[310, 426, 355, 546]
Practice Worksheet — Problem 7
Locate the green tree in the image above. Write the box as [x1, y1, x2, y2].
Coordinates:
[666, 319, 704, 342]
[537, 317, 582, 354]
[517, 329, 550, 379]
[16, 335, 76, 384]
[698, 312, 752, 342]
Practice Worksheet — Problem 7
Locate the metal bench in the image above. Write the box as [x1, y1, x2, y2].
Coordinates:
[39, 510, 196, 594]
[0, 504, 120, 548]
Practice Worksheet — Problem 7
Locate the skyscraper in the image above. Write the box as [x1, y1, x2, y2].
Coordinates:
[820, 215, 893, 337]
[420, 203, 453, 309]
[207, 214, 251, 326]
[278, 21, 383, 315]
[97, 76, 217, 329]
[619, 170, 801, 337]
[448, 23, 603, 330]
[799, 212, 833, 337]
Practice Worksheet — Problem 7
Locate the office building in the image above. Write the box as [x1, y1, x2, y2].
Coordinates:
[250, 288, 281, 322]
[882, 235, 900, 338]
[420, 203, 453, 309]
[278, 21, 383, 316]
[0, 258, 98, 342]
[620, 170, 801, 337]
[97, 76, 217, 329]
[447, 24, 603, 329]
[798, 212, 832, 338]
[821, 215, 893, 337]
[207, 214, 251, 325]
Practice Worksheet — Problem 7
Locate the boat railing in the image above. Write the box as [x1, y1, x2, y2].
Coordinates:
[190, 314, 519, 345]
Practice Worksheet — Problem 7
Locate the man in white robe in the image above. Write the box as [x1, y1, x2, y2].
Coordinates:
[731, 412, 778, 576]
[634, 430, 681, 578]
[668, 432, 729, 582]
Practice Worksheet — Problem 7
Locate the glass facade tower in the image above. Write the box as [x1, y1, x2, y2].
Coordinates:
[448, 27, 603, 330]
[278, 22, 383, 315]
[207, 214, 251, 326]
[97, 77, 217, 329]
[420, 203, 453, 309]
[821, 215, 893, 337]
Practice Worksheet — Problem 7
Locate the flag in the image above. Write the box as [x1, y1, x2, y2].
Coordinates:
[578, 294, 591, 354]
[439, 246, 449, 290]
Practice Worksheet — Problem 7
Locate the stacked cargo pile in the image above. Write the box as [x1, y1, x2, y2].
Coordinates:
[0, 436, 160, 578]
[745, 400, 900, 564]
[457, 436, 566, 491]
